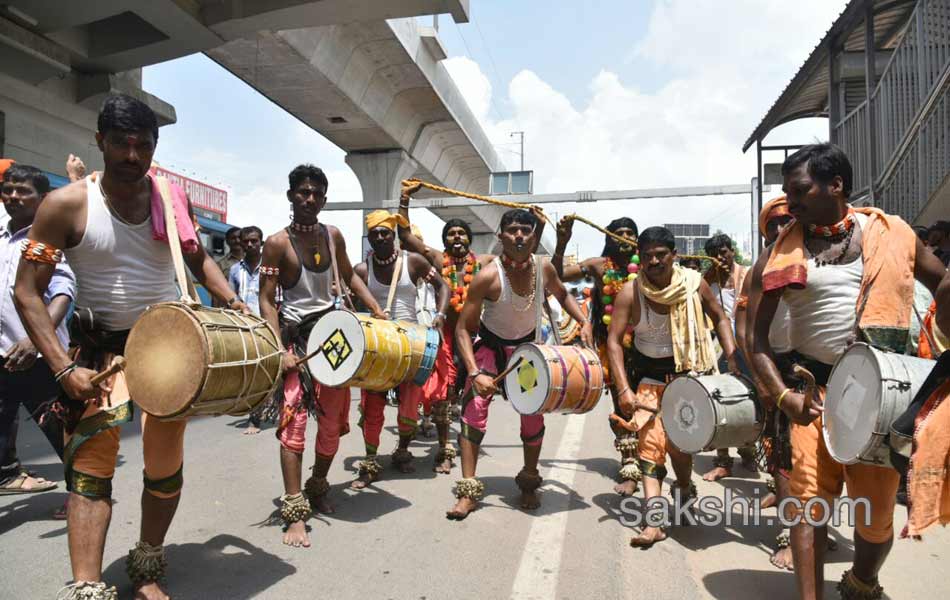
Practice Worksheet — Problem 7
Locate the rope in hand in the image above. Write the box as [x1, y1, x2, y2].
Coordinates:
[401, 178, 719, 267]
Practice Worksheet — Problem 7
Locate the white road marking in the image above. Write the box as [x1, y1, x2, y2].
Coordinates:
[510, 412, 588, 600]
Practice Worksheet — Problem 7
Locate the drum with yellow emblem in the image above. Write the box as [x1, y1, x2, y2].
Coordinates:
[503, 343, 605, 415]
[306, 311, 413, 392]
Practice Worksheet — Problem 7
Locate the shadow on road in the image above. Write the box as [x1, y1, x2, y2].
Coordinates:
[0, 489, 69, 536]
[102, 533, 295, 600]
[702, 569, 889, 600]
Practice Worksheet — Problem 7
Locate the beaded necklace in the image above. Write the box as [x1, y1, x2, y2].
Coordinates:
[808, 212, 855, 237]
[371, 250, 398, 266]
[600, 254, 640, 348]
[290, 221, 318, 233]
[443, 252, 481, 313]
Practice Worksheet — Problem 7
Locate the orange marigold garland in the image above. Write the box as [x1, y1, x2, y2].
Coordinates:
[443, 252, 481, 313]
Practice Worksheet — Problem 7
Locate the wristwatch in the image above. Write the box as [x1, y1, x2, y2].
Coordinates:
[226, 296, 239, 308]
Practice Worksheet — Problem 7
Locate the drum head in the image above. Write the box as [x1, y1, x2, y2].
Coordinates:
[661, 376, 716, 454]
[125, 303, 206, 418]
[307, 311, 366, 387]
[504, 344, 551, 415]
[825, 344, 882, 464]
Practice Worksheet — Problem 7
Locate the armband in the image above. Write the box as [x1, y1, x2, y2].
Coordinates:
[21, 240, 64, 264]
[260, 266, 280, 277]
[423, 267, 438, 283]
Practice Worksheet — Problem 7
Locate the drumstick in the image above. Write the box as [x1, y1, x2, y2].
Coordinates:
[293, 347, 322, 368]
[460, 356, 526, 404]
[792, 365, 819, 412]
[90, 356, 126, 386]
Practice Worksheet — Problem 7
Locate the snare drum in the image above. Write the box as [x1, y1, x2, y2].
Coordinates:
[125, 302, 282, 420]
[404, 324, 441, 386]
[662, 374, 763, 454]
[503, 344, 605, 415]
[824, 343, 935, 467]
[306, 311, 413, 392]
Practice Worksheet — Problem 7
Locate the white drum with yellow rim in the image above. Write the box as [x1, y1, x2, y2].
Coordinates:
[306, 311, 413, 392]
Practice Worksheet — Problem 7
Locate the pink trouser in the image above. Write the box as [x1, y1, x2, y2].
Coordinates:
[461, 345, 544, 446]
[277, 369, 351, 458]
[359, 382, 424, 453]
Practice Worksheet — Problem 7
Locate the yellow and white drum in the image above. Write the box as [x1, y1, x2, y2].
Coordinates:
[307, 311, 413, 392]
[125, 302, 282, 420]
[503, 344, 605, 415]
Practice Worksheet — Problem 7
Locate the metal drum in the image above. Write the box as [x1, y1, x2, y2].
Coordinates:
[503, 343, 605, 416]
[125, 302, 282, 420]
[306, 311, 412, 392]
[824, 342, 935, 467]
[662, 374, 763, 454]
[405, 324, 441, 386]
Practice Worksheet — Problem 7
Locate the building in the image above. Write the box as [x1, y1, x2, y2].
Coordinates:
[665, 223, 710, 255]
[744, 0, 950, 226]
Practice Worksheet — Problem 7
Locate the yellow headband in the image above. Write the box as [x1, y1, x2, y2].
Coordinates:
[365, 209, 408, 232]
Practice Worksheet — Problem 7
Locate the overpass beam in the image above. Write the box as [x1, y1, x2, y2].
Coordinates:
[345, 149, 419, 255]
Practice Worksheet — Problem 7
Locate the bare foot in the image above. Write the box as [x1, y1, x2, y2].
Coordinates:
[282, 520, 311, 548]
[350, 471, 378, 490]
[630, 526, 667, 547]
[520, 489, 541, 511]
[614, 480, 638, 496]
[701, 465, 732, 482]
[434, 457, 454, 474]
[243, 426, 261, 435]
[770, 546, 793, 570]
[134, 581, 171, 600]
[446, 497, 478, 520]
[760, 492, 777, 510]
[310, 495, 335, 515]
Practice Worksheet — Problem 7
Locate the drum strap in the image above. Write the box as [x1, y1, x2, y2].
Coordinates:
[384, 252, 404, 316]
[326, 224, 353, 311]
[543, 297, 563, 345]
[155, 177, 199, 303]
[533, 255, 544, 343]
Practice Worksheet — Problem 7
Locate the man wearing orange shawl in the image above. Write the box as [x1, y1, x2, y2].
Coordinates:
[748, 144, 949, 600]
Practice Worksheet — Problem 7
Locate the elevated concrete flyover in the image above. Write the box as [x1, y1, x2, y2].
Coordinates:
[206, 16, 554, 253]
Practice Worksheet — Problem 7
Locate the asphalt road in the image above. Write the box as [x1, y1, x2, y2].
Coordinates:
[2, 393, 947, 599]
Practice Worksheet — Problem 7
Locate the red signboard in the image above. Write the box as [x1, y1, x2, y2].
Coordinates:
[149, 165, 227, 221]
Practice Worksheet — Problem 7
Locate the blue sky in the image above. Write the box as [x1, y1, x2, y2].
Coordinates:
[143, 1, 846, 261]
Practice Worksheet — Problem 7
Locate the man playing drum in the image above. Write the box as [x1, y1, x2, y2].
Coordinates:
[735, 196, 802, 570]
[605, 226, 738, 547]
[350, 210, 449, 487]
[259, 164, 386, 549]
[446, 208, 592, 520]
[747, 144, 949, 600]
[553, 216, 642, 496]
[701, 233, 756, 482]
[396, 182, 496, 474]
[14, 94, 246, 600]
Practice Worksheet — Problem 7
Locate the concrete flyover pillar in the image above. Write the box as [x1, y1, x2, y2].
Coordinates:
[345, 149, 419, 258]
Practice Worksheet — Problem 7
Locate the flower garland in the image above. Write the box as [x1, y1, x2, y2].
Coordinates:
[443, 252, 481, 313]
[599, 255, 640, 348]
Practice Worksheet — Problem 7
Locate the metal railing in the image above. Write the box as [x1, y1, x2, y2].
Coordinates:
[879, 73, 950, 220]
[831, 0, 950, 220]
[872, 0, 950, 174]
[834, 100, 872, 197]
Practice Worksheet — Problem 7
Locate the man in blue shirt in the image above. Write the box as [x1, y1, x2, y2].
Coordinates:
[0, 164, 75, 494]
[229, 226, 263, 316]
[229, 226, 267, 434]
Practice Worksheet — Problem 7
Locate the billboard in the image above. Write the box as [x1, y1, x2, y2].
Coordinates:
[149, 165, 227, 221]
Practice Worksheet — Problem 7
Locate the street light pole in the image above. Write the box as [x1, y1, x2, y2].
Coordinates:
[510, 131, 525, 170]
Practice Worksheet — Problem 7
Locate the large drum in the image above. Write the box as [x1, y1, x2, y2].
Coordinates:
[405, 323, 441, 386]
[307, 311, 412, 392]
[125, 302, 282, 420]
[662, 374, 763, 454]
[503, 344, 605, 415]
[824, 343, 935, 467]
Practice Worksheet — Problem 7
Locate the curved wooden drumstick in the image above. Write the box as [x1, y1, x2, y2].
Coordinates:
[792, 364, 818, 411]
[90, 356, 126, 386]
[293, 346, 322, 368]
[461, 356, 526, 404]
